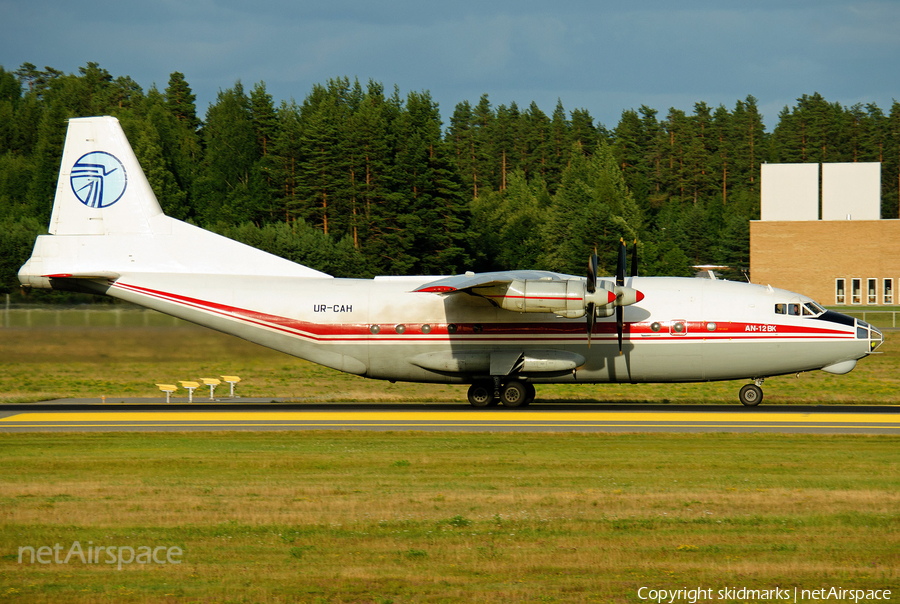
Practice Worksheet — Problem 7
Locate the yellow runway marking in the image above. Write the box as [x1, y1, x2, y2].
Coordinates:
[2, 423, 897, 430]
[3, 411, 900, 424]
[2, 410, 899, 433]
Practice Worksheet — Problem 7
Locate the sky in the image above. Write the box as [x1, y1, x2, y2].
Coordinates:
[2, 0, 899, 131]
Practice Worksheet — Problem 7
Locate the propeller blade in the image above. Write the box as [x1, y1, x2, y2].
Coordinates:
[616, 239, 626, 287]
[586, 250, 599, 347]
[630, 239, 638, 278]
[617, 305, 624, 354]
[587, 251, 598, 294]
[586, 303, 595, 348]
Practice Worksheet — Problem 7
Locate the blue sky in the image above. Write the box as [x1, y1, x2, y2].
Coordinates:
[2, 0, 898, 130]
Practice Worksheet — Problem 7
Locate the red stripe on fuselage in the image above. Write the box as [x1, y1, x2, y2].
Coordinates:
[110, 282, 854, 344]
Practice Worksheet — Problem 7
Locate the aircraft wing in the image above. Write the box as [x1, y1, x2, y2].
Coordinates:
[414, 270, 599, 318]
[414, 270, 574, 294]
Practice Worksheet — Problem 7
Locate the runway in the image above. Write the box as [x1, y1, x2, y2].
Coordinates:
[1, 400, 899, 433]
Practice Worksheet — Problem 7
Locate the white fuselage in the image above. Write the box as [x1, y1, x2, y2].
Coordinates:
[91, 271, 874, 385]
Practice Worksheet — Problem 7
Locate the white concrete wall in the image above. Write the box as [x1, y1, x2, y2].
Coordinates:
[761, 163, 819, 221]
[821, 162, 881, 220]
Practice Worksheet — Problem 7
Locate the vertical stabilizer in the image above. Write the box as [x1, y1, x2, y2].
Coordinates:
[49, 116, 163, 235]
[21, 115, 332, 286]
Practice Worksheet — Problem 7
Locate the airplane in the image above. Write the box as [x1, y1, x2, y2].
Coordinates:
[18, 116, 884, 407]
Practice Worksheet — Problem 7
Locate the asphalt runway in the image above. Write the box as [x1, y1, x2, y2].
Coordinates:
[1, 400, 899, 433]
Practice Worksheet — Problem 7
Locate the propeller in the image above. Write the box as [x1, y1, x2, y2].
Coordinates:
[583, 239, 643, 351]
[585, 250, 599, 347]
[616, 240, 626, 353]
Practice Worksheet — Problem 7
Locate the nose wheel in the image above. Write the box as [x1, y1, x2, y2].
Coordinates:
[739, 383, 763, 407]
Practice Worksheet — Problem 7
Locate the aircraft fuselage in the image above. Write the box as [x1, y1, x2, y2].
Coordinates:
[88, 272, 876, 387]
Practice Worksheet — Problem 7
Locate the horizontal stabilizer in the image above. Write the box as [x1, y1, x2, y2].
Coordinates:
[44, 272, 120, 280]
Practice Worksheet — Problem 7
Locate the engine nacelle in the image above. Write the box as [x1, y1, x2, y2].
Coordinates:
[474, 278, 618, 318]
[614, 286, 644, 306]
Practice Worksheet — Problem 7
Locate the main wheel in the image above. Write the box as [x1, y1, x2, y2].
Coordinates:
[467, 382, 493, 407]
[500, 380, 527, 408]
[739, 384, 763, 407]
[523, 382, 536, 405]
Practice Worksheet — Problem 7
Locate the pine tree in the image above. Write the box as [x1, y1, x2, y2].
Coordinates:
[447, 100, 477, 198]
[268, 100, 304, 224]
[570, 108, 597, 155]
[128, 109, 188, 218]
[346, 80, 396, 249]
[164, 72, 200, 131]
[709, 104, 734, 206]
[885, 101, 900, 219]
[390, 90, 469, 275]
[540, 143, 640, 275]
[195, 81, 259, 224]
[731, 95, 766, 194]
[26, 100, 67, 224]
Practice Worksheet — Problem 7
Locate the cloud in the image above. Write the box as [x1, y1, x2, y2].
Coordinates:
[2, 0, 898, 130]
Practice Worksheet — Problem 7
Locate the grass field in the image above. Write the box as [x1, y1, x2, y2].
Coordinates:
[1, 307, 899, 405]
[1, 308, 899, 602]
[0, 431, 898, 603]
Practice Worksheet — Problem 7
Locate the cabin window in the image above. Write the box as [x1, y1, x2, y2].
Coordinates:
[775, 304, 786, 315]
[851, 279, 862, 305]
[867, 278, 877, 304]
[884, 279, 893, 305]
[835, 279, 845, 305]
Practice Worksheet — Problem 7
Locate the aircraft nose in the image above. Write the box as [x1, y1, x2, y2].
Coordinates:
[869, 326, 884, 352]
[857, 319, 884, 353]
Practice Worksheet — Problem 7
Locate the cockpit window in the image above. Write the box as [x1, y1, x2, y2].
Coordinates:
[806, 301, 826, 314]
[776, 301, 825, 317]
[803, 301, 826, 316]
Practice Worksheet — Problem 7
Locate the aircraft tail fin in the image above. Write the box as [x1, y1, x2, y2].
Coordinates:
[19, 116, 330, 288]
[49, 116, 164, 236]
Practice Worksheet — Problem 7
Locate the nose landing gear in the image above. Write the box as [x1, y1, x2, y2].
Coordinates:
[467, 379, 536, 408]
[739, 379, 764, 407]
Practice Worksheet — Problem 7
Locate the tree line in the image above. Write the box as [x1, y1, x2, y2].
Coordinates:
[2, 62, 899, 300]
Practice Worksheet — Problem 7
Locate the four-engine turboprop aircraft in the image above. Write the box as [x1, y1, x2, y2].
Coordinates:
[18, 116, 884, 406]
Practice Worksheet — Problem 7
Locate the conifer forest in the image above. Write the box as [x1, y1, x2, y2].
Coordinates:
[1, 62, 899, 299]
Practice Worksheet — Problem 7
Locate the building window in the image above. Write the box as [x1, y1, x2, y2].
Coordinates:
[851, 278, 862, 305]
[867, 278, 877, 305]
[836, 279, 845, 305]
[885, 279, 893, 305]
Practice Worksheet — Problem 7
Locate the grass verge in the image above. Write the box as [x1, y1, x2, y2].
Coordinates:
[0, 431, 898, 602]
[1, 316, 898, 404]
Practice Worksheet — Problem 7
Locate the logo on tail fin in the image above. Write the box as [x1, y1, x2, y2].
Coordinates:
[71, 152, 127, 209]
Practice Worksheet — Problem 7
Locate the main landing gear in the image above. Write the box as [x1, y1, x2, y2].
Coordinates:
[739, 379, 764, 407]
[467, 379, 536, 408]
[469, 379, 766, 407]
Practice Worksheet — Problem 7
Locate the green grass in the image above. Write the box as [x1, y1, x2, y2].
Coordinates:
[0, 431, 898, 602]
[2, 310, 899, 601]
[1, 308, 899, 404]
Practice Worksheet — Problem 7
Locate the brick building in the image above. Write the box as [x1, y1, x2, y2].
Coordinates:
[749, 162, 897, 306]
[750, 219, 900, 306]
